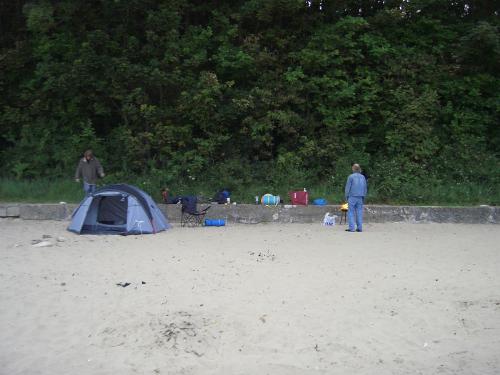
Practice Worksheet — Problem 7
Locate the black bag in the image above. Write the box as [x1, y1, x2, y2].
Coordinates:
[212, 189, 230, 204]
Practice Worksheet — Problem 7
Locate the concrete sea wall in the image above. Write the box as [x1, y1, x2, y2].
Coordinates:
[0, 203, 498, 224]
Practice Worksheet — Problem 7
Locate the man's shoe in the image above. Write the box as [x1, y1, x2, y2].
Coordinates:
[356, 229, 362, 232]
[345, 229, 355, 232]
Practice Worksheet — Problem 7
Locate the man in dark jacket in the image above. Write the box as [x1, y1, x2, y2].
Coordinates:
[75, 150, 105, 196]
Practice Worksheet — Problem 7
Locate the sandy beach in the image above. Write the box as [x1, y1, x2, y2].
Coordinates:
[0, 219, 499, 375]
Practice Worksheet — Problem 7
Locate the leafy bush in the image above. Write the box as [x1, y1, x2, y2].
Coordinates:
[0, 1, 498, 205]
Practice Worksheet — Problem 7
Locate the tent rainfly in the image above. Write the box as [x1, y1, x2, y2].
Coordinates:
[68, 184, 170, 234]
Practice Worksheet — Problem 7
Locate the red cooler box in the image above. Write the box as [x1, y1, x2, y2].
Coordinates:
[289, 191, 309, 205]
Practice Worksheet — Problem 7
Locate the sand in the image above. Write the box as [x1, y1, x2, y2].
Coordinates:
[0, 219, 499, 375]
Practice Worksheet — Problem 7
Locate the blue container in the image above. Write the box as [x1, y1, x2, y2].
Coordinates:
[261, 194, 280, 205]
[313, 198, 327, 206]
[204, 219, 226, 227]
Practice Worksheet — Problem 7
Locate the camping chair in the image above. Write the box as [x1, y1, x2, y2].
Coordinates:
[180, 196, 210, 227]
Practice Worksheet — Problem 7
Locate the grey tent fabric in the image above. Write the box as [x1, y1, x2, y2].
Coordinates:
[68, 184, 170, 235]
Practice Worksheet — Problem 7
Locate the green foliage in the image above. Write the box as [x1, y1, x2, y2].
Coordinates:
[1, 177, 498, 206]
[0, 1, 499, 204]
[0, 178, 82, 203]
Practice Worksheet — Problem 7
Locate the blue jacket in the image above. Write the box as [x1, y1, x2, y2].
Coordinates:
[345, 172, 367, 199]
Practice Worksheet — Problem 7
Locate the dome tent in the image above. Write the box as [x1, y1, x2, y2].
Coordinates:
[68, 184, 169, 234]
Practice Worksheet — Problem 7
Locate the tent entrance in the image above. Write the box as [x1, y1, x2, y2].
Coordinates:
[80, 194, 129, 234]
[97, 196, 128, 225]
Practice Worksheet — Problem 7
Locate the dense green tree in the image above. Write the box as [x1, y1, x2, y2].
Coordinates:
[0, 0, 498, 201]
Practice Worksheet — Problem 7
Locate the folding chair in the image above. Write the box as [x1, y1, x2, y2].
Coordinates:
[180, 196, 210, 227]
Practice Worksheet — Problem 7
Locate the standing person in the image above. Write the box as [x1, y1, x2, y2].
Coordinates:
[75, 150, 105, 196]
[344, 163, 367, 232]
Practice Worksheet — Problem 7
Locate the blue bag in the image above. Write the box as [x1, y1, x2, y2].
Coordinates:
[313, 198, 327, 206]
[205, 219, 226, 227]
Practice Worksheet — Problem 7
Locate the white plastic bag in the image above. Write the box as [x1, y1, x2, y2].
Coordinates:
[323, 212, 336, 226]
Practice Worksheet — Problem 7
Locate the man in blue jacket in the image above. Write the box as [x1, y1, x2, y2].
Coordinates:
[344, 163, 367, 232]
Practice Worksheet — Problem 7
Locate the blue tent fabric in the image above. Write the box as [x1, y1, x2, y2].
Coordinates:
[68, 184, 170, 235]
[68, 196, 92, 233]
[126, 195, 154, 234]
